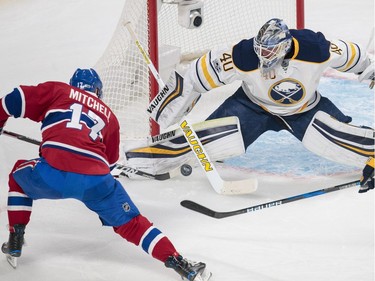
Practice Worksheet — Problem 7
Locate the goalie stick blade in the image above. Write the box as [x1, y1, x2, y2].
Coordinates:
[219, 178, 258, 195]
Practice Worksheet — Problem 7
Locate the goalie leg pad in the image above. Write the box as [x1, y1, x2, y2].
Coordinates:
[124, 116, 245, 175]
[302, 111, 374, 168]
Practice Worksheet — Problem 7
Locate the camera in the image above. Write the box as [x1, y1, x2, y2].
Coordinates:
[177, 1, 204, 29]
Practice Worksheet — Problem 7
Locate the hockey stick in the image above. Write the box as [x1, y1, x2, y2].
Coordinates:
[3, 129, 41, 145]
[116, 163, 182, 180]
[180, 180, 359, 218]
[2, 130, 176, 180]
[124, 21, 257, 195]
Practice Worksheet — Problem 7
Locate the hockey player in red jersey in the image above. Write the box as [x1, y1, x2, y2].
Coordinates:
[144, 18, 374, 193]
[0, 68, 211, 280]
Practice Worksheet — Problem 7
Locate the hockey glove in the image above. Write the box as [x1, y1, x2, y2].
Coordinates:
[359, 157, 374, 193]
[147, 71, 201, 129]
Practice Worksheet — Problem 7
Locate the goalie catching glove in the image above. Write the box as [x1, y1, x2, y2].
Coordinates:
[147, 71, 201, 129]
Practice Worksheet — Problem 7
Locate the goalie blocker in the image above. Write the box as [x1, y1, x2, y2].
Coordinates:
[124, 116, 245, 178]
[147, 71, 201, 129]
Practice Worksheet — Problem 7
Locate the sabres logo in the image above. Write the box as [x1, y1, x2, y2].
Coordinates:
[269, 79, 305, 105]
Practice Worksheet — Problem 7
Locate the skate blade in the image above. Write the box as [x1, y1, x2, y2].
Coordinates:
[195, 268, 212, 281]
[6, 255, 17, 269]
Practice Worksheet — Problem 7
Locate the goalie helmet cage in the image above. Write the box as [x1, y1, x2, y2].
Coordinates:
[95, 0, 305, 141]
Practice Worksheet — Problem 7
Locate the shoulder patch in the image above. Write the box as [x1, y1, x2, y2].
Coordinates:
[290, 29, 331, 63]
[232, 38, 259, 72]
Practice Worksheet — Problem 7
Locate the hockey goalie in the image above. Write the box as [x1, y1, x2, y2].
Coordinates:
[124, 18, 374, 193]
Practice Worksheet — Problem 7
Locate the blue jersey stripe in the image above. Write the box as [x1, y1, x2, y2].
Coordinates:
[4, 88, 23, 118]
[42, 111, 96, 130]
[42, 111, 72, 130]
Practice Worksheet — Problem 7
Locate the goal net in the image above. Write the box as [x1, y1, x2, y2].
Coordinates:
[95, 0, 304, 141]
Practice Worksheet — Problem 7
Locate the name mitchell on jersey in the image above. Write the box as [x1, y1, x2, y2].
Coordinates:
[69, 89, 111, 121]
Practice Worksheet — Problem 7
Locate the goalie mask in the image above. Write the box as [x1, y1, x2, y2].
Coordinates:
[254, 18, 292, 76]
[70, 68, 103, 99]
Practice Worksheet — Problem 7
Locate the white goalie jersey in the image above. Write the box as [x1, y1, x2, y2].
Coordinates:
[125, 28, 374, 177]
[185, 28, 372, 116]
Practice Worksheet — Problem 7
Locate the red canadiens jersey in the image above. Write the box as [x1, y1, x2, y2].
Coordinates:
[0, 81, 120, 175]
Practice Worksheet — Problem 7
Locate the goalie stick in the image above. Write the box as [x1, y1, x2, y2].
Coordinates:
[180, 180, 360, 218]
[2, 130, 178, 180]
[124, 21, 257, 195]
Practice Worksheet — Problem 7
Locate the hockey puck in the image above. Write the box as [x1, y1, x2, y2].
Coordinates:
[180, 164, 193, 176]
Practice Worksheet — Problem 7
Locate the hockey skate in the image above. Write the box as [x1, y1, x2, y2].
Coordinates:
[165, 254, 212, 281]
[2, 224, 26, 268]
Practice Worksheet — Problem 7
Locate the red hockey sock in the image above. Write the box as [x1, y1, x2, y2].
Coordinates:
[113, 214, 178, 262]
[7, 160, 33, 231]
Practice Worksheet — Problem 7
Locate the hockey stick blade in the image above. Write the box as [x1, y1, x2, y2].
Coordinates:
[180, 200, 224, 218]
[181, 180, 360, 218]
[117, 164, 172, 180]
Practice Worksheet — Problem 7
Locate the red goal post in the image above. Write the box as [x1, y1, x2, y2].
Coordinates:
[95, 0, 305, 141]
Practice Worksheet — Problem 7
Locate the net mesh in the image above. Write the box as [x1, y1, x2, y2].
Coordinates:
[95, 0, 299, 141]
